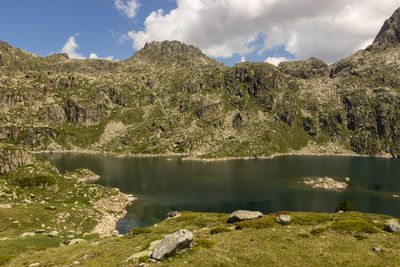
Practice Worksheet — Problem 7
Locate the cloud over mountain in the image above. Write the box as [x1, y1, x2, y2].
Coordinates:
[126, 0, 398, 63]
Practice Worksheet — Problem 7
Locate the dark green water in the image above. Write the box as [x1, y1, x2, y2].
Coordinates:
[38, 153, 400, 234]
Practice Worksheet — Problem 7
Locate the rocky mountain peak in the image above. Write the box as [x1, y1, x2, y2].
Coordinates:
[132, 40, 223, 67]
[371, 7, 400, 49]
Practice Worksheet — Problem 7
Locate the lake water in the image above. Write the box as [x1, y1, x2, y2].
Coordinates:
[38, 153, 400, 234]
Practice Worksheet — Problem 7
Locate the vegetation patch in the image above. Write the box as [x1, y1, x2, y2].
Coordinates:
[129, 227, 152, 235]
[291, 212, 332, 226]
[330, 219, 378, 234]
[197, 239, 215, 249]
[235, 216, 277, 230]
[210, 226, 232, 235]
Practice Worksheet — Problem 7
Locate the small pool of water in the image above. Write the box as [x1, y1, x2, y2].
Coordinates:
[38, 153, 400, 234]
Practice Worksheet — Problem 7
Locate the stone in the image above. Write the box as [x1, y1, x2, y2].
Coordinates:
[277, 214, 292, 225]
[166, 210, 181, 218]
[45, 206, 57, 210]
[151, 229, 193, 260]
[0, 204, 11, 209]
[372, 247, 381, 252]
[384, 219, 400, 233]
[20, 232, 36, 238]
[28, 263, 40, 267]
[48, 231, 58, 237]
[227, 210, 263, 223]
[67, 238, 86, 245]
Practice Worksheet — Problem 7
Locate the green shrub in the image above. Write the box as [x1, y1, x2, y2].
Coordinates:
[210, 227, 232, 235]
[335, 200, 355, 212]
[197, 239, 215, 249]
[330, 219, 378, 234]
[129, 227, 152, 235]
[310, 227, 326, 236]
[291, 213, 332, 226]
[0, 255, 13, 265]
[17, 175, 56, 187]
[235, 216, 276, 230]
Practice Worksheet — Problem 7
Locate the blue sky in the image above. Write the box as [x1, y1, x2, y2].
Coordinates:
[0, 1, 397, 66]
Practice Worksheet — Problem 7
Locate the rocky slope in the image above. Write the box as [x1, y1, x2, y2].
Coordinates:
[2, 8, 400, 158]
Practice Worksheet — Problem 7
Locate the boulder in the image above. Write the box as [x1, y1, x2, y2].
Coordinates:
[20, 232, 36, 238]
[276, 214, 292, 225]
[48, 231, 58, 237]
[151, 229, 193, 260]
[384, 219, 400, 233]
[227, 210, 263, 223]
[67, 238, 86, 245]
[166, 210, 181, 218]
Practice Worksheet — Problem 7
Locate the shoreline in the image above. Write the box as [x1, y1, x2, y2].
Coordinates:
[31, 148, 395, 162]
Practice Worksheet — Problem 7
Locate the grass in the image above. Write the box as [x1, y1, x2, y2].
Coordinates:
[330, 219, 378, 234]
[5, 210, 399, 267]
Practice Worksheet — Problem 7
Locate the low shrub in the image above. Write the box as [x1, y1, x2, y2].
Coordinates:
[330, 219, 378, 234]
[197, 239, 215, 249]
[17, 175, 56, 187]
[0, 255, 13, 265]
[335, 200, 355, 212]
[129, 227, 152, 235]
[310, 227, 326, 236]
[210, 227, 232, 235]
[235, 216, 276, 230]
[291, 213, 332, 226]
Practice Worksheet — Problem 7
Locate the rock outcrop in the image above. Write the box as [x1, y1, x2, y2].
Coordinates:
[227, 210, 263, 223]
[0, 145, 36, 174]
[151, 229, 194, 260]
[384, 219, 400, 233]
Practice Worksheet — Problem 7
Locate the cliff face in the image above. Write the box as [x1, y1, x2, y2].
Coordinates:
[0, 145, 36, 174]
[1, 8, 400, 158]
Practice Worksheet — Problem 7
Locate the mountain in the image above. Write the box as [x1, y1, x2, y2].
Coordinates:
[1, 7, 400, 158]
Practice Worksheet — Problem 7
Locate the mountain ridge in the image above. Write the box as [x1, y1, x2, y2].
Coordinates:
[1, 7, 400, 159]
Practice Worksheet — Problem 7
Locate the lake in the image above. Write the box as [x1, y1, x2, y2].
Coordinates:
[38, 153, 400, 234]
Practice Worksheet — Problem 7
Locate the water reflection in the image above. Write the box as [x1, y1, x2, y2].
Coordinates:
[38, 153, 400, 234]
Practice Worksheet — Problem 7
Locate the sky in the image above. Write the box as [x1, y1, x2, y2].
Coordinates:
[0, 0, 398, 66]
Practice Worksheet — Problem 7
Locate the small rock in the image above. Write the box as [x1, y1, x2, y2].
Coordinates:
[12, 220, 19, 224]
[28, 263, 40, 267]
[67, 238, 86, 245]
[72, 261, 80, 265]
[35, 229, 45, 233]
[372, 247, 381, 252]
[48, 231, 58, 237]
[227, 210, 263, 223]
[20, 232, 36, 238]
[67, 235, 74, 239]
[91, 242, 99, 246]
[384, 219, 400, 233]
[45, 206, 56, 210]
[0, 204, 11, 209]
[166, 210, 181, 218]
[151, 229, 193, 260]
[277, 214, 291, 225]
[393, 194, 400, 198]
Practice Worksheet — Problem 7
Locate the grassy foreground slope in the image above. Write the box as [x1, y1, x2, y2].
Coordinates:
[4, 211, 400, 266]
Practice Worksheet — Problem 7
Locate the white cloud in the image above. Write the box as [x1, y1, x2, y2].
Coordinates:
[126, 0, 399, 63]
[61, 37, 114, 60]
[90, 53, 114, 61]
[61, 36, 85, 59]
[265, 57, 289, 66]
[115, 0, 141, 18]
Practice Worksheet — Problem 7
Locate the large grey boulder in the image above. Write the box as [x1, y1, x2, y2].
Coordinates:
[384, 219, 400, 233]
[227, 210, 263, 223]
[151, 229, 193, 260]
[276, 214, 292, 225]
